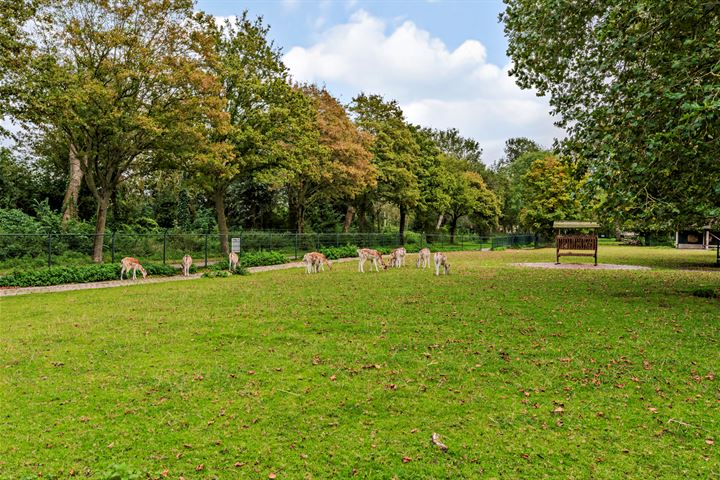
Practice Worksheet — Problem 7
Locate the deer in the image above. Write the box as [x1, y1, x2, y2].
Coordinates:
[228, 251, 239, 272]
[181, 254, 192, 277]
[434, 252, 450, 276]
[120, 257, 147, 280]
[389, 247, 407, 268]
[357, 248, 387, 273]
[416, 248, 431, 268]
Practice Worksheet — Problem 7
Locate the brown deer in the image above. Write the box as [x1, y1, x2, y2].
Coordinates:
[228, 252, 239, 272]
[416, 248, 431, 268]
[357, 248, 387, 273]
[434, 252, 450, 276]
[303, 252, 332, 273]
[181, 254, 192, 277]
[120, 257, 147, 280]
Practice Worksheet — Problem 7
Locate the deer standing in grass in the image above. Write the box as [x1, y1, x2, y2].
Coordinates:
[181, 255, 192, 277]
[434, 252, 450, 276]
[120, 257, 147, 280]
[416, 248, 431, 268]
[303, 252, 332, 273]
[357, 248, 387, 273]
[228, 252, 239, 272]
[389, 247, 407, 268]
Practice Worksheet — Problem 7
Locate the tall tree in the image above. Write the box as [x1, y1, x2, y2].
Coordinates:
[519, 153, 583, 236]
[192, 12, 297, 253]
[12, 0, 225, 261]
[502, 0, 720, 229]
[443, 156, 501, 242]
[282, 84, 376, 233]
[350, 94, 420, 241]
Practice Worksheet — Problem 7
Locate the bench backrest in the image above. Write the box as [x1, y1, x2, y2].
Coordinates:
[556, 235, 597, 250]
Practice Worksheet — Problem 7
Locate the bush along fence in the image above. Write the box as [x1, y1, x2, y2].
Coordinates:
[0, 231, 542, 271]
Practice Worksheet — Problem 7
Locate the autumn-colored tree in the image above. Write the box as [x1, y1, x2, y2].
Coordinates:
[519, 153, 583, 236]
[281, 85, 376, 233]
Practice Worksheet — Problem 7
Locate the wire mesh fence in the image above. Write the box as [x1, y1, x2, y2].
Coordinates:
[0, 231, 544, 271]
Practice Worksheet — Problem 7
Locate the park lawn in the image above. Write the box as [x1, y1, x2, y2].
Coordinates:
[0, 246, 718, 479]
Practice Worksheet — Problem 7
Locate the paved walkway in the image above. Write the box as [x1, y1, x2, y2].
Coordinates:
[0, 257, 357, 297]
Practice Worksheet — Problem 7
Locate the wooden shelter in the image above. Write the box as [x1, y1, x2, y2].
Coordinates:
[554, 221, 600, 266]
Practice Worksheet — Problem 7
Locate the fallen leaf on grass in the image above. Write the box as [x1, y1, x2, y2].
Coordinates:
[247, 370, 256, 375]
[195, 464, 204, 471]
[363, 364, 381, 369]
[234, 462, 245, 467]
[269, 473, 277, 479]
[329, 375, 337, 381]
[706, 439, 715, 445]
[160, 469, 168, 477]
[552, 406, 564, 414]
[107, 442, 114, 449]
[648, 407, 658, 413]
[402, 457, 412, 463]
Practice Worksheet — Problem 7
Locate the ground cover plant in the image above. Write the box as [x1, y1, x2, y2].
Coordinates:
[0, 246, 718, 479]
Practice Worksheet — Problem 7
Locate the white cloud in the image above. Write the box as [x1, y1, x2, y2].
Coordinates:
[281, 0, 300, 11]
[283, 10, 563, 162]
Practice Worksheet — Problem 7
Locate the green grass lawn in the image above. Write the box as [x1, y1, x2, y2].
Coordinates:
[1, 246, 718, 479]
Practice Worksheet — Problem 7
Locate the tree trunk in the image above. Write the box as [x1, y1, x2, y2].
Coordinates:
[91, 194, 110, 263]
[614, 220, 622, 242]
[214, 189, 229, 256]
[61, 143, 83, 225]
[436, 212, 444, 231]
[398, 204, 407, 244]
[450, 215, 459, 244]
[343, 205, 355, 233]
[297, 204, 305, 233]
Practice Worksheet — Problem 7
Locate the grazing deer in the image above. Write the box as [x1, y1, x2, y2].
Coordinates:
[120, 257, 147, 280]
[416, 248, 431, 268]
[303, 252, 332, 273]
[181, 254, 192, 277]
[357, 248, 387, 273]
[434, 252, 450, 276]
[228, 252, 239, 272]
[389, 247, 407, 268]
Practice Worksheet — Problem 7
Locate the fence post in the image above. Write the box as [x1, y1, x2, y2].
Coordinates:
[47, 233, 52, 268]
[204, 231, 209, 267]
[163, 231, 167, 264]
[111, 231, 116, 263]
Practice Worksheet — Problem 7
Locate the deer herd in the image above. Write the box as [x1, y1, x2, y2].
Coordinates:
[120, 246, 450, 281]
[310, 246, 450, 276]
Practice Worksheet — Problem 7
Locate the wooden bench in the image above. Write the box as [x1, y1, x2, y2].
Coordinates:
[556, 234, 598, 265]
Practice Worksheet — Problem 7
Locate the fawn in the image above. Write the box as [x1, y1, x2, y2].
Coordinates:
[416, 248, 431, 268]
[303, 252, 332, 273]
[357, 248, 387, 273]
[434, 252, 450, 276]
[228, 252, 239, 271]
[181, 255, 192, 277]
[120, 257, 147, 280]
[389, 247, 407, 268]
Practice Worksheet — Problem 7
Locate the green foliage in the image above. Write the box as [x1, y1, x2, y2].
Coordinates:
[519, 154, 584, 236]
[241, 250, 287, 268]
[0, 263, 178, 287]
[97, 464, 143, 480]
[502, 0, 720, 228]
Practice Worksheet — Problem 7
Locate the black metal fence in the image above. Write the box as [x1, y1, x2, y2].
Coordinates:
[0, 231, 541, 270]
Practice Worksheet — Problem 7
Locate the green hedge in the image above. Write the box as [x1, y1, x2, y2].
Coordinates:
[319, 244, 421, 259]
[0, 263, 178, 287]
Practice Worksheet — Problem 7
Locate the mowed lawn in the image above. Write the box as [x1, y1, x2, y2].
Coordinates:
[1, 247, 718, 479]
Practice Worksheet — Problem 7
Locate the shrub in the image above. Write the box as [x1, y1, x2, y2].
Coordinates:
[0, 262, 178, 287]
[240, 250, 287, 267]
[319, 245, 360, 260]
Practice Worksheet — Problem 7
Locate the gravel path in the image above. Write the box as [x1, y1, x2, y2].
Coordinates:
[0, 257, 358, 297]
[511, 262, 651, 270]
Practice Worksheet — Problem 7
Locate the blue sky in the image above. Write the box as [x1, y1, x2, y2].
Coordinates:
[195, 0, 565, 163]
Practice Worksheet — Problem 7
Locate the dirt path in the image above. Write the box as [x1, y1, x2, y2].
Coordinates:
[511, 262, 651, 270]
[0, 257, 358, 297]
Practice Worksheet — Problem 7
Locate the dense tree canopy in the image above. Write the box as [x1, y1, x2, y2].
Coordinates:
[502, 0, 720, 230]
